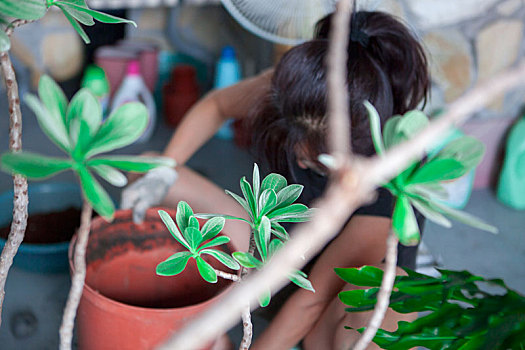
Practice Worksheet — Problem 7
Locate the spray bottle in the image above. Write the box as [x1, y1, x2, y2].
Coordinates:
[214, 46, 241, 139]
[110, 60, 156, 143]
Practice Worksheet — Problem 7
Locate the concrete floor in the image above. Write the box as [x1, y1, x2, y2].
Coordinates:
[0, 97, 524, 349]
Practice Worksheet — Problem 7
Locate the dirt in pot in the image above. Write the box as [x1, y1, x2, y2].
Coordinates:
[0, 207, 81, 244]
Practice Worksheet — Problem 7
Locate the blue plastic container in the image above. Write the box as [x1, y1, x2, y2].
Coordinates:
[0, 182, 82, 273]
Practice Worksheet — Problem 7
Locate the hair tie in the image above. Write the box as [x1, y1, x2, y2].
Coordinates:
[350, 28, 370, 48]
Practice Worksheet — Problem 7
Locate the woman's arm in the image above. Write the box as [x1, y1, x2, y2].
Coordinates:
[162, 69, 273, 165]
[251, 214, 392, 350]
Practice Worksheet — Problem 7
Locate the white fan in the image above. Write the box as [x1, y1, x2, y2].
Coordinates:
[220, 0, 382, 45]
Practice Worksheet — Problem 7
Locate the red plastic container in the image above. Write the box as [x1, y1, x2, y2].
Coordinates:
[71, 208, 233, 350]
[163, 65, 200, 127]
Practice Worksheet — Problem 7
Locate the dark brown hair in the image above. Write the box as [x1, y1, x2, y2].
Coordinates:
[251, 11, 430, 178]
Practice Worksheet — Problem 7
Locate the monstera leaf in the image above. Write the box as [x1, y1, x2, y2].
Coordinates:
[0, 75, 174, 220]
[364, 102, 497, 245]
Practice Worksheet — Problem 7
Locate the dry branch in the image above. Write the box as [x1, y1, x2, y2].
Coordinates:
[59, 200, 93, 350]
[352, 231, 398, 350]
[0, 48, 28, 327]
[159, 60, 525, 349]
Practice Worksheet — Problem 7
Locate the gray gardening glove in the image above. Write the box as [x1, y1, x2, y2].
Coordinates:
[120, 166, 178, 224]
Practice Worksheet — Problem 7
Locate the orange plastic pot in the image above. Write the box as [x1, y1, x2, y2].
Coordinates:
[70, 208, 233, 350]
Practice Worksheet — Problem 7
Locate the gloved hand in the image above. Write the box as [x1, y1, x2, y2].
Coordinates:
[121, 166, 178, 224]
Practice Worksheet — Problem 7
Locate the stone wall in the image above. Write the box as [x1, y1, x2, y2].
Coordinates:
[376, 0, 525, 120]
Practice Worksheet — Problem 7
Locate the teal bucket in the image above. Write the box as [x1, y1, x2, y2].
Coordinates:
[0, 182, 82, 273]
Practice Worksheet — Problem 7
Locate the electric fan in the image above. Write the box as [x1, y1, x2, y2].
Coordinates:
[220, 0, 382, 45]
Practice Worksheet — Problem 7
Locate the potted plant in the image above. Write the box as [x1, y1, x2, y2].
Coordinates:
[332, 104, 525, 349]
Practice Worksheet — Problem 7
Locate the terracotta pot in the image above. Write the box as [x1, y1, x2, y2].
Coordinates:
[71, 208, 233, 350]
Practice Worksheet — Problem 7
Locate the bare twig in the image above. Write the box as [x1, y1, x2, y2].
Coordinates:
[158, 61, 525, 350]
[215, 269, 240, 282]
[59, 200, 93, 350]
[326, 0, 354, 159]
[0, 50, 28, 327]
[239, 304, 253, 350]
[239, 235, 256, 349]
[352, 231, 398, 350]
[5, 19, 34, 37]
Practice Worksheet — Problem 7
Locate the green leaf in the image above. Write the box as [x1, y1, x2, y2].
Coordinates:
[201, 249, 240, 270]
[176, 201, 194, 233]
[0, 0, 46, 20]
[258, 289, 271, 308]
[0, 152, 72, 179]
[59, 6, 90, 44]
[271, 209, 313, 223]
[57, 2, 136, 26]
[87, 156, 175, 172]
[85, 102, 148, 157]
[55, 2, 94, 25]
[364, 100, 385, 155]
[408, 158, 466, 184]
[195, 213, 251, 225]
[38, 74, 68, 128]
[196, 256, 217, 283]
[382, 115, 402, 149]
[90, 164, 127, 187]
[288, 271, 315, 292]
[396, 110, 429, 139]
[232, 252, 262, 269]
[77, 166, 114, 220]
[259, 189, 277, 216]
[255, 216, 271, 260]
[335, 266, 384, 287]
[158, 210, 190, 250]
[198, 236, 230, 251]
[406, 183, 448, 201]
[25, 94, 71, 153]
[267, 203, 308, 220]
[430, 201, 498, 234]
[225, 190, 254, 221]
[72, 119, 92, 159]
[201, 217, 225, 241]
[268, 238, 284, 257]
[261, 173, 287, 194]
[392, 196, 421, 246]
[0, 31, 10, 52]
[66, 89, 101, 146]
[274, 184, 303, 209]
[434, 136, 485, 171]
[156, 251, 192, 276]
[339, 288, 379, 309]
[184, 227, 202, 252]
[240, 177, 257, 217]
[270, 222, 289, 241]
[410, 197, 452, 228]
[188, 216, 200, 230]
[252, 163, 260, 201]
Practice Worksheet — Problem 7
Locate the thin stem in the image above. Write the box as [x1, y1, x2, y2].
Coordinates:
[59, 200, 93, 350]
[157, 61, 525, 350]
[326, 0, 354, 160]
[352, 231, 398, 350]
[5, 19, 34, 37]
[0, 50, 28, 328]
[239, 304, 252, 350]
[215, 269, 240, 282]
[238, 233, 256, 349]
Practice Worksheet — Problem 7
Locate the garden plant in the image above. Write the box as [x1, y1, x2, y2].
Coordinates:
[0, 1, 172, 349]
[156, 163, 314, 348]
[0, 1, 524, 350]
